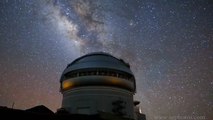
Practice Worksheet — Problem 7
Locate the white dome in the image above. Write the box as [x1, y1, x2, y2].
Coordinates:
[60, 52, 136, 92]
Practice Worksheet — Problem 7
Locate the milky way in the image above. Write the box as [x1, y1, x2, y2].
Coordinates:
[0, 0, 212, 119]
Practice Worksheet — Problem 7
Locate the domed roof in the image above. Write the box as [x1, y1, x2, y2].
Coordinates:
[60, 52, 136, 92]
[62, 52, 133, 76]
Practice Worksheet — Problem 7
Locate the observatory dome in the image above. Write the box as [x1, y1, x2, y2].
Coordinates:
[60, 52, 136, 92]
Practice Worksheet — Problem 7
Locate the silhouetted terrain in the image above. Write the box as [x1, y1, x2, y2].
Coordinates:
[0, 105, 146, 120]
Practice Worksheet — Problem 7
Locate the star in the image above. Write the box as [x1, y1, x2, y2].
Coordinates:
[0, 0, 212, 119]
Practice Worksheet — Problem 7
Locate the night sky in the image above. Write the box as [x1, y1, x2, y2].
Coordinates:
[0, 0, 212, 119]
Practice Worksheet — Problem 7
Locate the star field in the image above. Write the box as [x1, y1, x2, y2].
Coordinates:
[0, 0, 212, 119]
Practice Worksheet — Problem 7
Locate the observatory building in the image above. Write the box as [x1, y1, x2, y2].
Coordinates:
[60, 52, 145, 120]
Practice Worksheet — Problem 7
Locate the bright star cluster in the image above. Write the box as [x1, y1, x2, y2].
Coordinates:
[0, 0, 212, 119]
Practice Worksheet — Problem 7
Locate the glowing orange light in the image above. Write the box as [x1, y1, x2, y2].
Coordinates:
[110, 78, 121, 84]
[62, 81, 74, 90]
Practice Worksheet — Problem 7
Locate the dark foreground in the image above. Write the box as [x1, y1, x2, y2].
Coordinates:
[0, 105, 146, 120]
